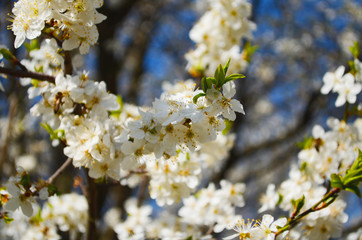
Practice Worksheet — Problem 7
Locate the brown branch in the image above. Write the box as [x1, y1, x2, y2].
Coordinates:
[64, 51, 73, 75]
[0, 66, 56, 83]
[137, 176, 149, 207]
[46, 157, 72, 184]
[86, 173, 98, 240]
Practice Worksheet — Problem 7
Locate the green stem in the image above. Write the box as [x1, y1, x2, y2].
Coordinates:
[275, 188, 340, 237]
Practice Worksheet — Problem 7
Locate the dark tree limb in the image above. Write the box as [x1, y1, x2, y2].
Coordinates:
[0, 66, 55, 83]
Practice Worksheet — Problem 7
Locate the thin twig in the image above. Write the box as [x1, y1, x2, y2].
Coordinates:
[0, 66, 55, 83]
[13, 59, 27, 72]
[275, 188, 341, 237]
[46, 157, 73, 184]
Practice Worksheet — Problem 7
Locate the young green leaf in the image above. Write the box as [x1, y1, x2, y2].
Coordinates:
[331, 173, 344, 189]
[20, 174, 32, 190]
[222, 119, 233, 135]
[47, 184, 59, 196]
[201, 77, 215, 93]
[0, 48, 16, 61]
[110, 95, 123, 119]
[193, 93, 206, 104]
[3, 213, 14, 224]
[294, 195, 305, 215]
[30, 208, 43, 224]
[296, 136, 314, 150]
[343, 169, 362, 186]
[276, 193, 284, 206]
[24, 39, 39, 52]
[223, 74, 245, 85]
[223, 58, 231, 75]
[349, 60, 357, 76]
[350, 41, 360, 59]
[243, 42, 259, 63]
[345, 185, 361, 198]
[214, 64, 225, 88]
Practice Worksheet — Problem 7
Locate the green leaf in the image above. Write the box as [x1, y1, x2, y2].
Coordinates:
[0, 48, 16, 61]
[331, 173, 344, 189]
[294, 195, 305, 215]
[184, 236, 193, 240]
[214, 64, 225, 88]
[201, 77, 215, 92]
[222, 119, 233, 135]
[300, 162, 308, 172]
[47, 184, 59, 196]
[276, 193, 283, 206]
[297, 136, 314, 150]
[3, 213, 14, 224]
[109, 95, 123, 119]
[34, 65, 44, 73]
[350, 150, 362, 171]
[20, 174, 31, 190]
[193, 93, 206, 104]
[344, 185, 361, 198]
[201, 77, 207, 92]
[344, 169, 362, 185]
[349, 60, 357, 75]
[350, 41, 360, 59]
[243, 42, 259, 63]
[30, 208, 43, 224]
[223, 58, 231, 75]
[31, 79, 39, 87]
[24, 39, 39, 52]
[223, 74, 245, 85]
[40, 123, 57, 140]
[186, 152, 190, 161]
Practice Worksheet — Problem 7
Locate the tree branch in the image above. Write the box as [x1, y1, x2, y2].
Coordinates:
[0, 66, 55, 83]
[86, 174, 98, 240]
[46, 157, 72, 184]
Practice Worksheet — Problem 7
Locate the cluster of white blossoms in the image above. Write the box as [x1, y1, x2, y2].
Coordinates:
[105, 180, 248, 239]
[258, 117, 362, 239]
[1, 193, 88, 240]
[3, 0, 361, 239]
[186, 0, 256, 76]
[9, 0, 106, 54]
[224, 215, 288, 240]
[42, 193, 89, 237]
[179, 180, 246, 233]
[20, 39, 64, 79]
[22, 52, 243, 205]
[321, 64, 362, 107]
[1, 167, 48, 218]
[256, 55, 362, 239]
